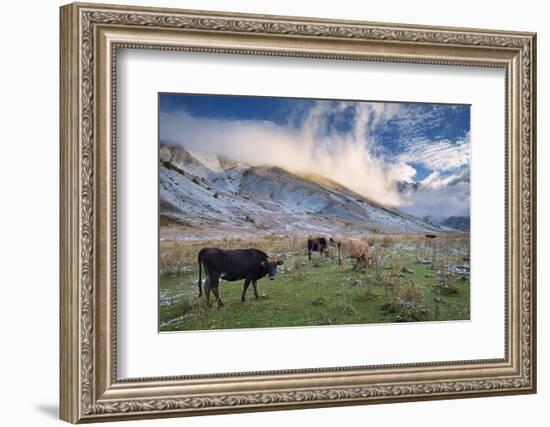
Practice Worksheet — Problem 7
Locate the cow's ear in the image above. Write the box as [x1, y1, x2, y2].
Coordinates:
[260, 260, 267, 267]
[277, 260, 284, 265]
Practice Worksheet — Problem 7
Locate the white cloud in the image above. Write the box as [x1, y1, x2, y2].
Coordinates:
[160, 101, 470, 218]
[161, 102, 410, 206]
[388, 161, 417, 184]
[397, 134, 470, 171]
[401, 179, 470, 218]
[421, 171, 456, 190]
[396, 169, 470, 218]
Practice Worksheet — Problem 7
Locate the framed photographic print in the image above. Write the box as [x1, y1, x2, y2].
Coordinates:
[60, 2, 537, 423]
[158, 93, 472, 330]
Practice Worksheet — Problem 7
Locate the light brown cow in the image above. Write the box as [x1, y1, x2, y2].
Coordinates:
[337, 237, 372, 269]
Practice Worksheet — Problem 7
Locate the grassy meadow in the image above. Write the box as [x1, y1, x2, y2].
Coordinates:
[159, 233, 470, 332]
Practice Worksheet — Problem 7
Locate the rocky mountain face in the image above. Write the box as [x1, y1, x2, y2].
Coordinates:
[440, 216, 470, 232]
[423, 215, 470, 232]
[159, 144, 444, 240]
[395, 180, 420, 194]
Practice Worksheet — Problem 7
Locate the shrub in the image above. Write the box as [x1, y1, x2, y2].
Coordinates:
[383, 281, 428, 322]
[293, 258, 305, 280]
[161, 160, 185, 176]
[356, 284, 376, 302]
[434, 258, 459, 295]
[316, 313, 332, 325]
[342, 303, 356, 315]
[381, 235, 393, 248]
[371, 252, 384, 283]
[390, 254, 405, 276]
[291, 235, 299, 251]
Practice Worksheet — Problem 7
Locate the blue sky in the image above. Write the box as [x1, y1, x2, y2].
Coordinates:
[159, 93, 470, 218]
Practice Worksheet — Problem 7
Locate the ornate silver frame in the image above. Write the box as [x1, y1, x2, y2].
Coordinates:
[60, 2, 537, 423]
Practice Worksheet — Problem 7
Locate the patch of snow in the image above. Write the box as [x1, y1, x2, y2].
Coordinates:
[160, 148, 446, 237]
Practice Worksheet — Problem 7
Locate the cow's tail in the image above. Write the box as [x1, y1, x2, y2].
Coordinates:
[337, 241, 341, 266]
[197, 251, 203, 298]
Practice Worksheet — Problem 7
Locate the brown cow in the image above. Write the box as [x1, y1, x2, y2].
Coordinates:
[337, 237, 373, 269]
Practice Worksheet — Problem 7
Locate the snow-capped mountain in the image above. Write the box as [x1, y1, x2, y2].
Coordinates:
[159, 144, 443, 240]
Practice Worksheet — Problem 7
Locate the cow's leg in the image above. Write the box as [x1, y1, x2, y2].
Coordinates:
[211, 286, 223, 308]
[320, 246, 324, 258]
[308, 249, 312, 261]
[198, 264, 204, 298]
[204, 279, 211, 308]
[205, 274, 219, 308]
[252, 280, 259, 300]
[241, 278, 251, 302]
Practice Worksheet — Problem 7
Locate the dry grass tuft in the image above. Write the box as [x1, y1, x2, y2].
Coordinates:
[383, 281, 428, 322]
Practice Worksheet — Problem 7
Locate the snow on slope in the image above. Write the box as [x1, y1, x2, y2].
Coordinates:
[159, 144, 442, 239]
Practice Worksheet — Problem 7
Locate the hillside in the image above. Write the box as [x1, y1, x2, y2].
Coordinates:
[440, 216, 470, 232]
[159, 144, 443, 240]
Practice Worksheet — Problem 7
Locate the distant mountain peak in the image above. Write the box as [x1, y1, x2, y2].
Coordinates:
[423, 215, 470, 232]
[441, 216, 470, 232]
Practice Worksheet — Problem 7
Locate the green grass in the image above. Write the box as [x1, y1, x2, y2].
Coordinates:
[159, 249, 470, 332]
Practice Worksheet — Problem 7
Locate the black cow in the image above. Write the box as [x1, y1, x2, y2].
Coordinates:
[307, 237, 328, 261]
[197, 248, 284, 308]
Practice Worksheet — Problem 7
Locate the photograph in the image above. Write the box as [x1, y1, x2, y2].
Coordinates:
[158, 94, 471, 332]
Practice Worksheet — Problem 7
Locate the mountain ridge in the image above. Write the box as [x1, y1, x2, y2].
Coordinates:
[159, 143, 446, 240]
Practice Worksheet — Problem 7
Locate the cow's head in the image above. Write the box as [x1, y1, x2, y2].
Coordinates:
[261, 256, 284, 280]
